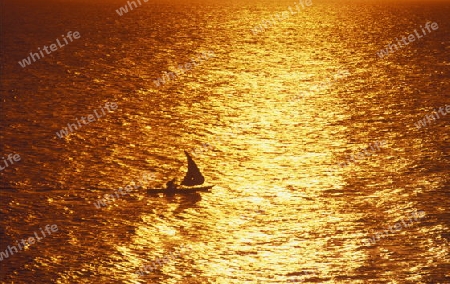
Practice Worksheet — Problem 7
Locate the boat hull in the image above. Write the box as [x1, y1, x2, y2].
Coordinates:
[147, 185, 214, 194]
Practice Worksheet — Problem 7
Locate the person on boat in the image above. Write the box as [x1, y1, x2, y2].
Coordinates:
[166, 179, 177, 193]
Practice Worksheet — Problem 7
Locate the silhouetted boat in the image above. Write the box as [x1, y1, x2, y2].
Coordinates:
[147, 151, 214, 194]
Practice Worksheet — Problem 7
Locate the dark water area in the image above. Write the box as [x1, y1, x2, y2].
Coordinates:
[1, 0, 450, 283]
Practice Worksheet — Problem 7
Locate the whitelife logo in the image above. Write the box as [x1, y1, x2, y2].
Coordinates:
[18, 31, 81, 68]
[0, 224, 59, 262]
[361, 210, 425, 246]
[135, 244, 193, 276]
[414, 104, 450, 130]
[0, 153, 21, 172]
[115, 0, 149, 16]
[377, 21, 439, 59]
[251, 0, 312, 35]
[56, 102, 118, 139]
[153, 50, 215, 87]
[289, 69, 350, 102]
[326, 140, 386, 175]
[92, 172, 158, 209]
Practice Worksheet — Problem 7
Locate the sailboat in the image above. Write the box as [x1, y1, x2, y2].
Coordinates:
[147, 151, 214, 194]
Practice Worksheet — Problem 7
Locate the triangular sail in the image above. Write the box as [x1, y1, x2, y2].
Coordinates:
[181, 151, 205, 186]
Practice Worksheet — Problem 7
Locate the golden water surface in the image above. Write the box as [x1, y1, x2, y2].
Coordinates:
[1, 0, 449, 283]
